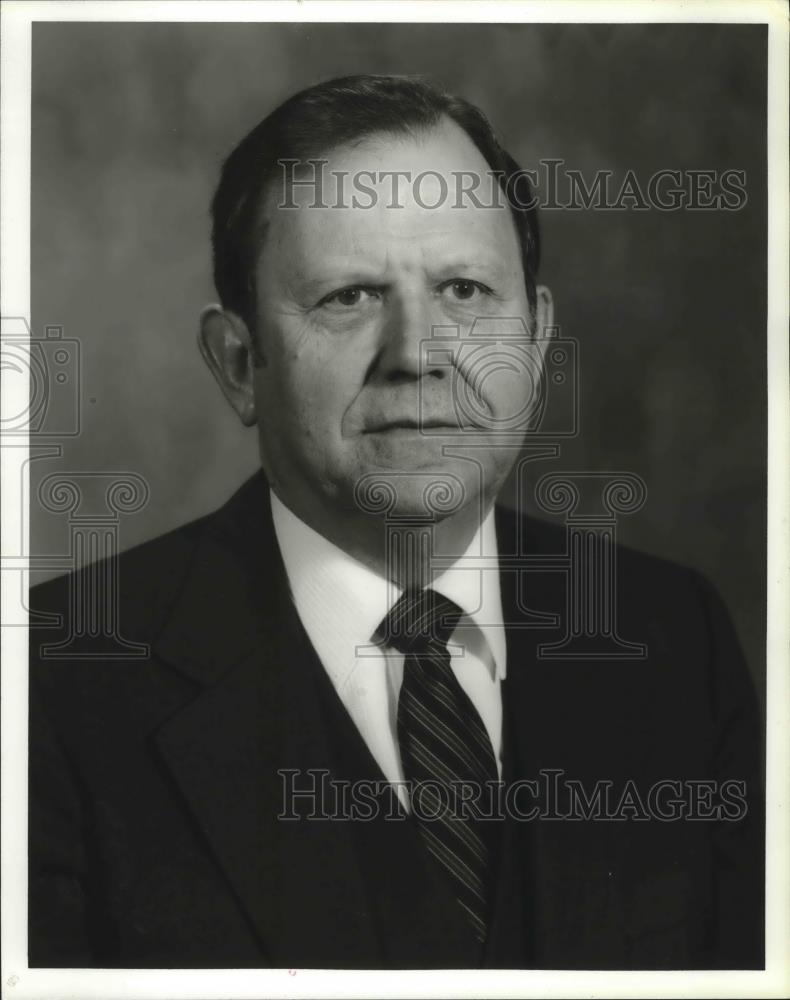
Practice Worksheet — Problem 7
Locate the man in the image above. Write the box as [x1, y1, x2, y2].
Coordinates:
[28, 75, 763, 970]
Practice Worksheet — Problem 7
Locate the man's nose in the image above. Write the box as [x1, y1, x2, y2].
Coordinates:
[373, 292, 445, 384]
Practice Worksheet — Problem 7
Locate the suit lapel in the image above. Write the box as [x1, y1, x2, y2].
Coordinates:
[152, 476, 380, 966]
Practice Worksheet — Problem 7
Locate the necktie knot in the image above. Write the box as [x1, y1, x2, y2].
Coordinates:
[376, 587, 463, 655]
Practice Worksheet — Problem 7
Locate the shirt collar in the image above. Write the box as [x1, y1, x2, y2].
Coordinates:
[269, 490, 506, 690]
[432, 514, 507, 680]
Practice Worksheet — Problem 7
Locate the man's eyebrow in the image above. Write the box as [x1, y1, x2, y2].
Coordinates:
[292, 262, 510, 297]
[428, 255, 511, 280]
[285, 248, 515, 295]
[291, 267, 387, 296]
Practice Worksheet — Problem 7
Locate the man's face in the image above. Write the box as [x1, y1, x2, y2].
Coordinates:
[251, 119, 537, 523]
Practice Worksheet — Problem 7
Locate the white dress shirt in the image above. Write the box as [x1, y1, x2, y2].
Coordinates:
[270, 491, 507, 807]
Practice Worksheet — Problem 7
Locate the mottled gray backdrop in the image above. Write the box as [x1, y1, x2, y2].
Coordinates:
[30, 22, 767, 701]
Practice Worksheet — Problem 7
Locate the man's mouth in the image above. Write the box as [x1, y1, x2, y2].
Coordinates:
[364, 418, 460, 433]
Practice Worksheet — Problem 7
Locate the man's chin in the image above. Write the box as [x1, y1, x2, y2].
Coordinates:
[350, 463, 481, 522]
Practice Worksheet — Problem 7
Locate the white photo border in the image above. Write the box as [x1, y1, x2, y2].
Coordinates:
[2, 2, 788, 998]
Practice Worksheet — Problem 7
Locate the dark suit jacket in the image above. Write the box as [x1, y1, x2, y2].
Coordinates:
[28, 472, 764, 969]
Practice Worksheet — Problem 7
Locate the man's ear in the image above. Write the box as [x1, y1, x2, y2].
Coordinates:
[533, 284, 555, 364]
[198, 305, 258, 427]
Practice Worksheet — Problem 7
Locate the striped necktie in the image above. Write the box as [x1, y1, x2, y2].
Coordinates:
[377, 587, 500, 944]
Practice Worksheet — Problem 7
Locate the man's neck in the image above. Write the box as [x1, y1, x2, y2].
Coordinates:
[269, 485, 494, 590]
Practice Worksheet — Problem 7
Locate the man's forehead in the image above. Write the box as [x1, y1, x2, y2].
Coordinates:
[260, 120, 517, 263]
[263, 200, 519, 289]
[266, 118, 509, 211]
[293, 117, 492, 178]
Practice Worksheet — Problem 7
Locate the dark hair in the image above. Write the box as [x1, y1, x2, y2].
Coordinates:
[211, 74, 540, 329]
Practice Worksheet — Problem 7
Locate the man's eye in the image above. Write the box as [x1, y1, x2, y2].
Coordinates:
[319, 287, 378, 309]
[440, 279, 491, 302]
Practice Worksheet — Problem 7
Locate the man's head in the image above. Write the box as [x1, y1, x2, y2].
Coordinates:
[200, 74, 551, 540]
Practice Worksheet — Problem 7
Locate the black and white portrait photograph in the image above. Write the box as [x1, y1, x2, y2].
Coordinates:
[1, 1, 788, 998]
